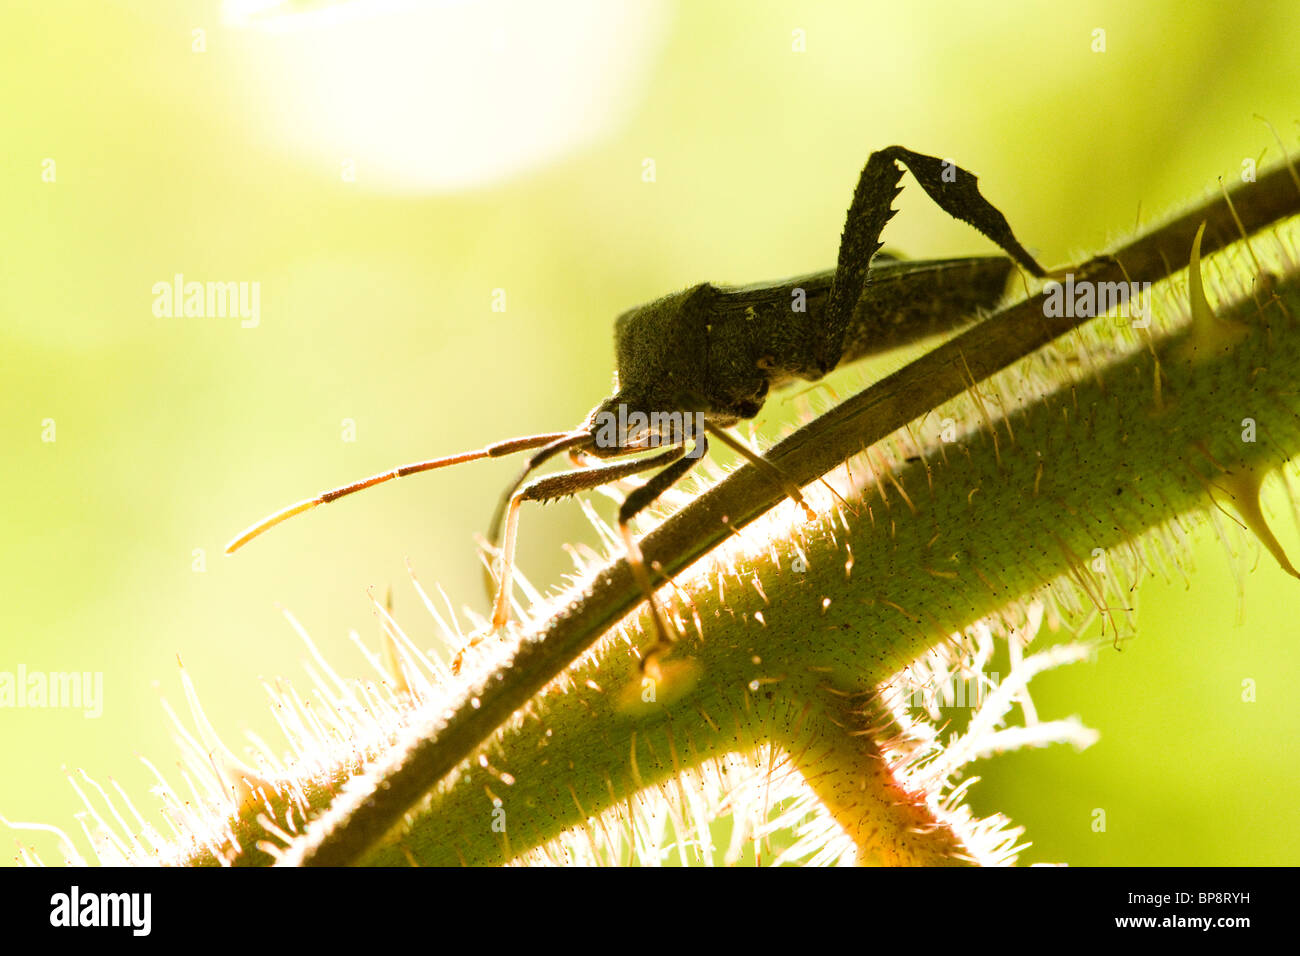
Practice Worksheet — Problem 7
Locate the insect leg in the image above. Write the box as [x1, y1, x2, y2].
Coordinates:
[703, 423, 815, 520]
[614, 434, 710, 679]
[480, 432, 595, 601]
[819, 146, 1048, 373]
[488, 445, 687, 632]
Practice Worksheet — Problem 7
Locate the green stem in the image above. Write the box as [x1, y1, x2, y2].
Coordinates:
[349, 255, 1300, 865]
[175, 165, 1300, 867]
[281, 165, 1300, 867]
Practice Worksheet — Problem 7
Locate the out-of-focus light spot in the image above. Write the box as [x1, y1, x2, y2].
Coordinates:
[225, 0, 435, 33]
[223, 0, 670, 193]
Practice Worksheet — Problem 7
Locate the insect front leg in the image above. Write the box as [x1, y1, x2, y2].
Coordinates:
[818, 146, 1049, 374]
[453, 447, 685, 673]
[445, 447, 687, 674]
[460, 436, 711, 680]
[480, 433, 592, 603]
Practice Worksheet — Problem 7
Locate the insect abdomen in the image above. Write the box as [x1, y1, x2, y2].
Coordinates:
[837, 256, 1014, 365]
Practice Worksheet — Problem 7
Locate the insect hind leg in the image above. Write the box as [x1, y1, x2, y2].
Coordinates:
[820, 146, 1049, 373]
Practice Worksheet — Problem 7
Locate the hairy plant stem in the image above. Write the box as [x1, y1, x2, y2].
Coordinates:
[263, 163, 1300, 867]
[346, 275, 1300, 865]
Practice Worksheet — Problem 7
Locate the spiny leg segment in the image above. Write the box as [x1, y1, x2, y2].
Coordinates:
[819, 146, 1049, 375]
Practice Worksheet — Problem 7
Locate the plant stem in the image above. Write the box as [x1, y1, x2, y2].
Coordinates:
[277, 163, 1300, 867]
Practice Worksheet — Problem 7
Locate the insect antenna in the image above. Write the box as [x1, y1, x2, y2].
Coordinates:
[224, 430, 577, 554]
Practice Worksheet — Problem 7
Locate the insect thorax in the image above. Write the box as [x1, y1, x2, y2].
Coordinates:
[610, 281, 827, 425]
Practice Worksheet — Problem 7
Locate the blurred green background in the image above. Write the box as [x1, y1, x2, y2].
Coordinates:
[3, 0, 1298, 865]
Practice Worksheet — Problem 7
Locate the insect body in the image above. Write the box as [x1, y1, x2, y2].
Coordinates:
[227, 147, 1048, 674]
[603, 253, 1021, 425]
